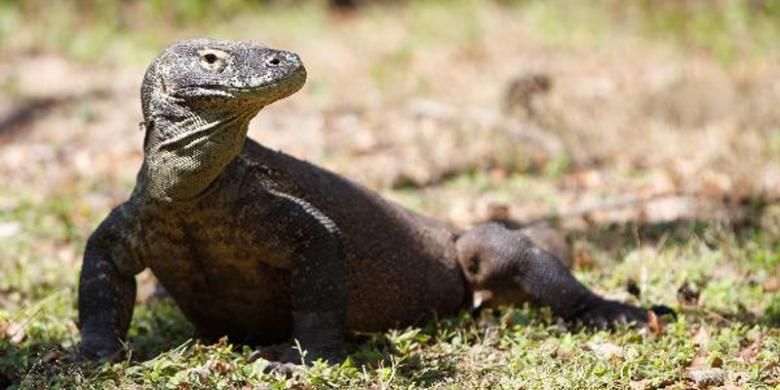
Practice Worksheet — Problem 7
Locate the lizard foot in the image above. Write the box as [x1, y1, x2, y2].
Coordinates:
[248, 341, 343, 376]
[78, 333, 124, 363]
[263, 361, 304, 376]
[278, 342, 344, 366]
[576, 299, 654, 329]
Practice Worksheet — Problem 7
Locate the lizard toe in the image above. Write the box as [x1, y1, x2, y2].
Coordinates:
[264, 361, 304, 377]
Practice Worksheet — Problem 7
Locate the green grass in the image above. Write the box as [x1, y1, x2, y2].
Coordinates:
[0, 188, 778, 389]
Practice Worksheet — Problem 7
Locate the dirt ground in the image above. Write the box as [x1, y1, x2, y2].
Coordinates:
[1, 4, 779, 230]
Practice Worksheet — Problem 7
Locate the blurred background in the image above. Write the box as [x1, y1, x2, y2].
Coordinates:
[0, 0, 778, 387]
[1, 0, 779, 227]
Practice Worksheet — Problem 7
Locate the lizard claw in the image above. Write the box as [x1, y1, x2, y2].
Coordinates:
[77, 345, 124, 363]
[247, 344, 341, 377]
[263, 361, 304, 376]
[650, 304, 677, 319]
[577, 299, 650, 329]
[248, 349, 304, 376]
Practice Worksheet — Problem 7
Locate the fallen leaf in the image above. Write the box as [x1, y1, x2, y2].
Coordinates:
[5, 322, 26, 344]
[191, 367, 210, 384]
[488, 168, 507, 184]
[710, 356, 724, 368]
[763, 277, 779, 293]
[677, 280, 700, 307]
[690, 356, 709, 368]
[626, 278, 641, 298]
[700, 170, 733, 197]
[693, 327, 710, 348]
[738, 338, 761, 362]
[208, 360, 231, 375]
[486, 202, 510, 222]
[647, 310, 664, 336]
[573, 251, 595, 269]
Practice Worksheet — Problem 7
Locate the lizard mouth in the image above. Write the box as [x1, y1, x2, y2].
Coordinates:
[246, 64, 307, 104]
[240, 49, 307, 104]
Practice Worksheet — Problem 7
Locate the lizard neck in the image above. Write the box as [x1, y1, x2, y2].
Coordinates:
[139, 111, 254, 202]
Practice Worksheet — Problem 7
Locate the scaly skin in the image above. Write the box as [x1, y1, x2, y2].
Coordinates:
[78, 38, 662, 367]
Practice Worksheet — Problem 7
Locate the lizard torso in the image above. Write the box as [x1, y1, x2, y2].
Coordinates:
[112, 138, 465, 343]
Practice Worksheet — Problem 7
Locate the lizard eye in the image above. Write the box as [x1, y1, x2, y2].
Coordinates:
[204, 53, 218, 64]
[198, 49, 228, 72]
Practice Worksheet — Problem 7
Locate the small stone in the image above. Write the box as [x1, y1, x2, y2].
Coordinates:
[0, 221, 21, 239]
[586, 342, 624, 360]
[191, 367, 210, 384]
[685, 367, 725, 387]
[629, 379, 649, 390]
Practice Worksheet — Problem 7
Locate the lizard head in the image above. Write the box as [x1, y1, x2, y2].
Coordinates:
[141, 38, 306, 138]
[137, 38, 307, 200]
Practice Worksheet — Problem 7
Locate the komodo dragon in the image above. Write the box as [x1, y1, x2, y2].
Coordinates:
[78, 38, 662, 368]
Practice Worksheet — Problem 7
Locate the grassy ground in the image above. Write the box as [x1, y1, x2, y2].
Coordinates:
[0, 1, 779, 388]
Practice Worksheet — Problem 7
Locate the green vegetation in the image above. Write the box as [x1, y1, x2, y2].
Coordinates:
[1, 0, 779, 63]
[1, 189, 778, 388]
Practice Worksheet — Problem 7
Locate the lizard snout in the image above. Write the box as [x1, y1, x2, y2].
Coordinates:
[266, 51, 299, 67]
[264, 50, 304, 73]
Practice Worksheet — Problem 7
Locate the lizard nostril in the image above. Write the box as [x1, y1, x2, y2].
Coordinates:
[268, 57, 281, 66]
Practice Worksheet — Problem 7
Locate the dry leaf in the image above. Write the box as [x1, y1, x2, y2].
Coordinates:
[626, 278, 641, 298]
[573, 251, 595, 269]
[738, 338, 761, 362]
[677, 280, 700, 307]
[647, 310, 664, 336]
[629, 379, 649, 390]
[710, 356, 724, 368]
[690, 356, 709, 368]
[762, 277, 779, 293]
[208, 360, 232, 375]
[192, 367, 210, 384]
[693, 327, 710, 348]
[486, 202, 510, 222]
[3, 322, 26, 344]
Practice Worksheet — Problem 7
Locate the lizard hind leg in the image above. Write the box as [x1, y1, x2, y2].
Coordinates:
[456, 223, 654, 327]
[456, 223, 568, 309]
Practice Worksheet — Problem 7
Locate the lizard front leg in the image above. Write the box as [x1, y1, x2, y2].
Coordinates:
[78, 208, 143, 361]
[261, 190, 347, 366]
